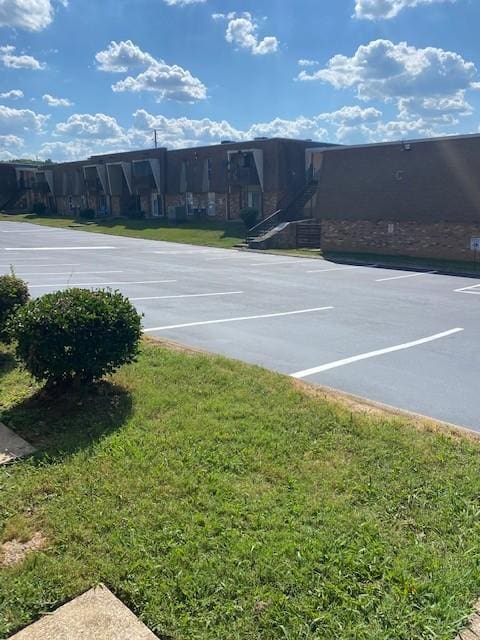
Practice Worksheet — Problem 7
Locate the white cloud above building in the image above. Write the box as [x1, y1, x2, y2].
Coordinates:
[95, 40, 207, 102]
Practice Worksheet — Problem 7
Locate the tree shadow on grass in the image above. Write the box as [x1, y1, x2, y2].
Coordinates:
[0, 349, 17, 379]
[2, 380, 133, 458]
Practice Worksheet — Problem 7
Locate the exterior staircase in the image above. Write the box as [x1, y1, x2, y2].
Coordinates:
[246, 170, 320, 245]
[0, 188, 25, 212]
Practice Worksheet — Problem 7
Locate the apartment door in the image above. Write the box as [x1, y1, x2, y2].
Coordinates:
[99, 195, 109, 217]
[151, 192, 164, 217]
[247, 187, 262, 216]
[207, 192, 216, 216]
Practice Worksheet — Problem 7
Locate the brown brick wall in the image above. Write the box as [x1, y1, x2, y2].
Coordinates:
[322, 219, 480, 261]
[165, 194, 185, 211]
[315, 136, 480, 224]
[263, 191, 283, 217]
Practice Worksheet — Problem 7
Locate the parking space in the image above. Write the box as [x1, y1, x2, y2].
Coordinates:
[1, 220, 479, 430]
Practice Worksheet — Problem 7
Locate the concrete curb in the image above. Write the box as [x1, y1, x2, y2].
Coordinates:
[148, 336, 479, 440]
[322, 256, 480, 279]
[293, 379, 480, 440]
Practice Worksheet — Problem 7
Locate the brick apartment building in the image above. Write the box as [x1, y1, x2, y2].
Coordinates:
[3, 133, 480, 263]
[307, 133, 480, 262]
[1, 138, 327, 222]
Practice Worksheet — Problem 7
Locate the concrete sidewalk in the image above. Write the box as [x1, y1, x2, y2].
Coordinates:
[9, 586, 158, 639]
[0, 422, 35, 465]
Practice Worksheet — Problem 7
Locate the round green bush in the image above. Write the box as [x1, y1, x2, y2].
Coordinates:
[11, 288, 142, 386]
[79, 208, 96, 221]
[32, 202, 47, 216]
[0, 272, 29, 341]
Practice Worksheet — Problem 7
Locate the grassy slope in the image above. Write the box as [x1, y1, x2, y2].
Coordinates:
[1, 341, 480, 639]
[0, 213, 245, 249]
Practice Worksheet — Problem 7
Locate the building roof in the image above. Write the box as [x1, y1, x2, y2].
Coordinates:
[307, 132, 480, 155]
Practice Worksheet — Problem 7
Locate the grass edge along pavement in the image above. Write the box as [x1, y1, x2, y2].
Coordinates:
[2, 338, 480, 639]
[0, 213, 245, 250]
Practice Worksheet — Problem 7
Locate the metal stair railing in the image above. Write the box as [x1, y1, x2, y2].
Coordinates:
[246, 167, 321, 243]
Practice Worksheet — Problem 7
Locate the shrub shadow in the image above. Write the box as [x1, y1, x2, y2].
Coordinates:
[2, 380, 133, 458]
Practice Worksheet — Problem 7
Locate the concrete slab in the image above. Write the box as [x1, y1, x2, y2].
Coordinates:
[455, 601, 480, 640]
[8, 586, 158, 639]
[0, 422, 35, 465]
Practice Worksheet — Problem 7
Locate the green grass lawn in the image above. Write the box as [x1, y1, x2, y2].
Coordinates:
[0, 213, 245, 249]
[1, 340, 480, 639]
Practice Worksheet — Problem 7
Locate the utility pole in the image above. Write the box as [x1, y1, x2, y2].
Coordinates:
[154, 129, 158, 149]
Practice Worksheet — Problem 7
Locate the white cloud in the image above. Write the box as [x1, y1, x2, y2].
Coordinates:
[0, 0, 51, 31]
[216, 12, 279, 56]
[298, 59, 319, 67]
[131, 107, 381, 147]
[43, 113, 133, 160]
[318, 105, 383, 125]
[95, 40, 207, 102]
[298, 39, 477, 107]
[38, 140, 123, 161]
[0, 133, 23, 148]
[0, 88, 23, 99]
[42, 93, 74, 107]
[354, 0, 456, 20]
[247, 117, 328, 140]
[0, 105, 49, 135]
[95, 39, 155, 73]
[0, 45, 45, 69]
[131, 109, 242, 148]
[55, 112, 127, 141]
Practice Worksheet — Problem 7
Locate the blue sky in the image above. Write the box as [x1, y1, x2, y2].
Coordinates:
[0, 0, 479, 161]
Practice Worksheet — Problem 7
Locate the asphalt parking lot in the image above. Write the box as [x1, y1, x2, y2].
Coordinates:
[1, 220, 479, 431]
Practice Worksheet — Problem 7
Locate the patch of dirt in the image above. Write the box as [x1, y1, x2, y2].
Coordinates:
[1, 531, 46, 568]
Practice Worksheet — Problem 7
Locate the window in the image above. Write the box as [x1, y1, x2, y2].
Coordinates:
[133, 161, 151, 177]
[241, 153, 252, 168]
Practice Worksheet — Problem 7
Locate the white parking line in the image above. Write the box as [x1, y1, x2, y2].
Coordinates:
[376, 271, 436, 282]
[291, 328, 464, 379]
[145, 306, 334, 332]
[306, 266, 361, 274]
[206, 255, 246, 261]
[0, 263, 81, 268]
[152, 250, 217, 255]
[0, 230, 52, 233]
[0, 258, 77, 262]
[454, 283, 480, 295]
[4, 246, 116, 251]
[29, 279, 177, 288]
[131, 291, 243, 301]
[250, 259, 309, 266]
[12, 270, 124, 276]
